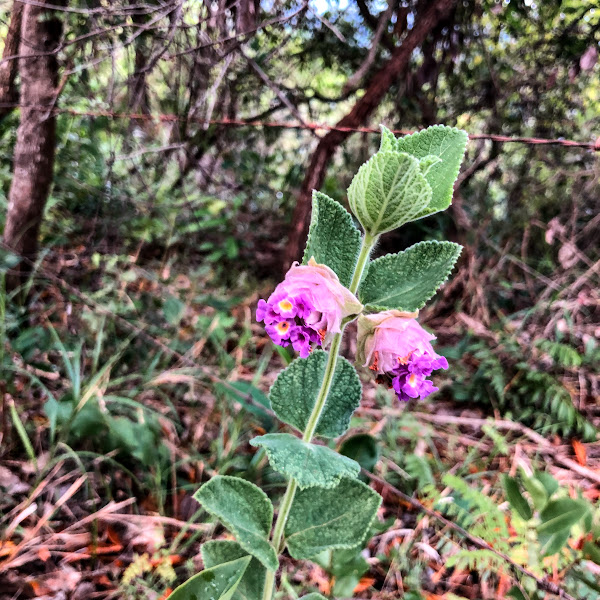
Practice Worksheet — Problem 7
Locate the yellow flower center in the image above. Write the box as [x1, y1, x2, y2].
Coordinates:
[408, 373, 417, 387]
[278, 299, 293, 312]
[276, 321, 290, 334]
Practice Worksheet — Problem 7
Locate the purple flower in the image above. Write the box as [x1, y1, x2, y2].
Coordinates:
[257, 258, 362, 357]
[357, 310, 448, 403]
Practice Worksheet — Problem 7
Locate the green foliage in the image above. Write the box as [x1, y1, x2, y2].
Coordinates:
[441, 473, 510, 557]
[380, 125, 468, 219]
[303, 191, 361, 287]
[298, 595, 328, 600]
[285, 478, 382, 559]
[535, 339, 583, 368]
[202, 541, 266, 600]
[194, 476, 278, 571]
[538, 498, 591, 556]
[250, 433, 360, 489]
[347, 151, 432, 236]
[445, 549, 508, 572]
[447, 336, 597, 441]
[339, 433, 379, 481]
[503, 475, 533, 520]
[359, 241, 462, 312]
[313, 546, 371, 597]
[269, 350, 362, 438]
[168, 556, 251, 600]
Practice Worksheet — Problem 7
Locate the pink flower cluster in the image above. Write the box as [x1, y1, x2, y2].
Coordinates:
[256, 259, 362, 358]
[257, 262, 447, 403]
[357, 311, 448, 402]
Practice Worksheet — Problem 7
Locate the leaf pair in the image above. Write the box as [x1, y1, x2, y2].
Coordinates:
[503, 472, 592, 556]
[348, 125, 468, 236]
[303, 143, 464, 314]
[191, 474, 381, 569]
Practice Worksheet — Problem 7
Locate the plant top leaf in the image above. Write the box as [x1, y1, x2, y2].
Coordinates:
[380, 124, 468, 219]
[347, 151, 432, 236]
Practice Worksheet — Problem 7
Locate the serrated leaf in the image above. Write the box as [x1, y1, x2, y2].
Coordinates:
[169, 556, 251, 600]
[359, 241, 462, 311]
[388, 124, 468, 219]
[194, 476, 278, 571]
[250, 433, 360, 489]
[379, 125, 396, 152]
[347, 151, 432, 236]
[269, 350, 362, 438]
[285, 478, 381, 559]
[502, 475, 532, 521]
[202, 541, 265, 600]
[303, 191, 362, 287]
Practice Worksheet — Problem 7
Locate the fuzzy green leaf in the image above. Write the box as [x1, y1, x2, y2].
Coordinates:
[250, 433, 360, 489]
[194, 476, 278, 571]
[382, 124, 468, 219]
[285, 478, 381, 559]
[269, 350, 362, 438]
[202, 541, 265, 600]
[169, 556, 251, 600]
[359, 240, 462, 311]
[299, 595, 329, 600]
[302, 191, 362, 287]
[347, 151, 432, 236]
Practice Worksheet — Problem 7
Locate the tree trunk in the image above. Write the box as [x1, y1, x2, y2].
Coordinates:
[284, 0, 457, 269]
[0, 1, 24, 121]
[3, 1, 64, 289]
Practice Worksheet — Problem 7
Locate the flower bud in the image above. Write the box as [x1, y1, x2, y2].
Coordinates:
[257, 258, 362, 357]
[357, 310, 448, 402]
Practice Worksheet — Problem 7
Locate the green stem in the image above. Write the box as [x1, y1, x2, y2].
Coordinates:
[349, 232, 376, 295]
[261, 234, 375, 600]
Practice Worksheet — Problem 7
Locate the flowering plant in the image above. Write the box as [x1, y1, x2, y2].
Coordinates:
[170, 125, 467, 600]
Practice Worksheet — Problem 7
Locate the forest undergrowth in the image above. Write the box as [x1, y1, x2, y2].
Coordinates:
[0, 226, 598, 600]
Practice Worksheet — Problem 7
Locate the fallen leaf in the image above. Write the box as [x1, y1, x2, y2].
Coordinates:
[354, 577, 376, 593]
[37, 546, 51, 562]
[572, 439, 587, 465]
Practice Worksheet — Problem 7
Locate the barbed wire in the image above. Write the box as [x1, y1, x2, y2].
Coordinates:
[1, 102, 598, 151]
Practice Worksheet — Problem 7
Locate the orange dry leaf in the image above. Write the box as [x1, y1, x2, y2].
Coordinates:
[29, 580, 51, 597]
[0, 541, 16, 558]
[572, 439, 587, 465]
[353, 577, 376, 593]
[158, 588, 172, 600]
[87, 543, 123, 555]
[37, 546, 51, 562]
[150, 555, 183, 568]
